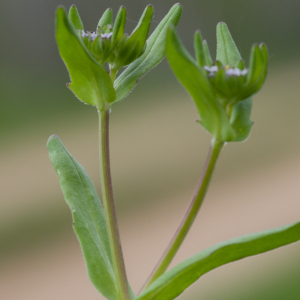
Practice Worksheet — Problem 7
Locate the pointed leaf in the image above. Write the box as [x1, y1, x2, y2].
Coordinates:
[136, 221, 300, 300]
[111, 6, 127, 47]
[114, 5, 153, 69]
[98, 8, 113, 29]
[203, 40, 213, 67]
[166, 27, 235, 142]
[68, 5, 84, 31]
[56, 7, 116, 110]
[114, 4, 182, 103]
[194, 31, 205, 68]
[230, 97, 253, 142]
[216, 22, 241, 66]
[47, 135, 118, 300]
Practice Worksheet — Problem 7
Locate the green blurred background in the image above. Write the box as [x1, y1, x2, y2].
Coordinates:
[1, 0, 300, 299]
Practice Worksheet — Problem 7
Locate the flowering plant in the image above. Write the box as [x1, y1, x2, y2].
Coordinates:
[48, 4, 300, 300]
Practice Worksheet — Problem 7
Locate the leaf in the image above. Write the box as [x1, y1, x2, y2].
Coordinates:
[114, 5, 153, 69]
[230, 97, 253, 142]
[246, 44, 268, 95]
[136, 221, 300, 300]
[194, 31, 205, 68]
[114, 3, 182, 103]
[68, 5, 84, 31]
[47, 135, 118, 300]
[98, 8, 113, 29]
[111, 6, 127, 47]
[166, 26, 235, 142]
[216, 22, 242, 66]
[56, 7, 116, 110]
[202, 40, 213, 67]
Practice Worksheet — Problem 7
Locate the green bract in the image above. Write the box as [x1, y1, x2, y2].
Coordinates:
[56, 4, 182, 111]
[166, 22, 268, 143]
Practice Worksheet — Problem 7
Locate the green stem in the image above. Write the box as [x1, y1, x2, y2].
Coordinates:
[98, 108, 130, 300]
[140, 138, 224, 292]
[110, 67, 118, 83]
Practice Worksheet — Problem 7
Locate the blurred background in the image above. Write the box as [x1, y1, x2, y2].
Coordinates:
[1, 0, 300, 299]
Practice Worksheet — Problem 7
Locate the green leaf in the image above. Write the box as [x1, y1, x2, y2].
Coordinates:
[246, 44, 268, 95]
[47, 135, 118, 300]
[98, 8, 113, 29]
[68, 5, 84, 31]
[114, 3, 182, 103]
[194, 31, 205, 68]
[136, 221, 300, 300]
[230, 97, 253, 142]
[216, 22, 241, 66]
[202, 40, 213, 67]
[166, 27, 235, 142]
[56, 7, 116, 110]
[111, 6, 127, 47]
[114, 5, 153, 69]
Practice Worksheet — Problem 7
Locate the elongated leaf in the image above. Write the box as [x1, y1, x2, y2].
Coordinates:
[111, 6, 126, 47]
[114, 5, 153, 69]
[68, 5, 84, 31]
[166, 27, 235, 142]
[136, 221, 300, 300]
[114, 4, 182, 103]
[56, 7, 116, 110]
[216, 22, 241, 66]
[47, 135, 118, 300]
[202, 40, 213, 67]
[194, 31, 205, 68]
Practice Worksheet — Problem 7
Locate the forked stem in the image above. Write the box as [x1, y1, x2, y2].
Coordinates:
[99, 108, 130, 300]
[140, 138, 224, 292]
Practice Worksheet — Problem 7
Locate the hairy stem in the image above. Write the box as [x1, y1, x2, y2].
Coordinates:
[99, 109, 130, 300]
[141, 138, 224, 292]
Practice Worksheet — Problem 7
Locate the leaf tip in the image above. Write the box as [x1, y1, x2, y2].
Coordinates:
[47, 134, 61, 149]
[47, 134, 59, 143]
[56, 6, 66, 16]
[216, 21, 227, 28]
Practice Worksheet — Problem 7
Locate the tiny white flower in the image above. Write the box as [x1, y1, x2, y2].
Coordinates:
[204, 65, 218, 76]
[90, 32, 98, 41]
[101, 32, 113, 39]
[204, 66, 219, 73]
[225, 67, 248, 76]
[81, 30, 98, 42]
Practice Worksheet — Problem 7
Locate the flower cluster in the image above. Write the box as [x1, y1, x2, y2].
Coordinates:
[166, 22, 268, 142]
[69, 5, 153, 76]
[202, 44, 268, 109]
[55, 4, 182, 110]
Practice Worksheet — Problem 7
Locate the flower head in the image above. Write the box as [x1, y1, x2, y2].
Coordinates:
[166, 22, 268, 143]
[55, 4, 182, 110]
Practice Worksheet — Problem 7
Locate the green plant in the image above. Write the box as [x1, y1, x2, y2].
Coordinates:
[48, 4, 300, 300]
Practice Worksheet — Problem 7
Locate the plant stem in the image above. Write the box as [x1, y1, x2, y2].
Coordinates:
[140, 138, 224, 292]
[98, 108, 130, 300]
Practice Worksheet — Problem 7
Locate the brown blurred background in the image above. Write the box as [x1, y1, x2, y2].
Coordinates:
[1, 0, 300, 299]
